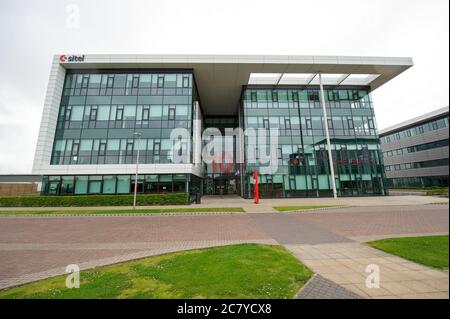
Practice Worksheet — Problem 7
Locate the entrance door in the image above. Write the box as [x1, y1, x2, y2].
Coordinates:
[214, 179, 226, 195]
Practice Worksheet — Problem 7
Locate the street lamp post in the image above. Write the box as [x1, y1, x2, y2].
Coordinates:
[133, 132, 142, 210]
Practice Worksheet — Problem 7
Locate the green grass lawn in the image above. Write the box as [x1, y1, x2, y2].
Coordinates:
[273, 205, 340, 212]
[0, 244, 312, 299]
[0, 207, 245, 215]
[367, 235, 449, 269]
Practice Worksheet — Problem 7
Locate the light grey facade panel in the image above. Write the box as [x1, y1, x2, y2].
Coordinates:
[381, 127, 449, 151]
[386, 166, 448, 179]
[384, 146, 449, 165]
[380, 106, 449, 187]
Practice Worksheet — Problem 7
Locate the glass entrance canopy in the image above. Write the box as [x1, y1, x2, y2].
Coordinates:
[248, 73, 380, 86]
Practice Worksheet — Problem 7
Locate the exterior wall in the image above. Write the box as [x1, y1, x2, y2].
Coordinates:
[32, 56, 66, 174]
[34, 66, 205, 195]
[380, 109, 449, 187]
[31, 54, 413, 196]
[0, 184, 39, 196]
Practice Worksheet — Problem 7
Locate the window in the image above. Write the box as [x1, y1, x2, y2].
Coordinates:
[308, 91, 319, 101]
[263, 119, 269, 129]
[432, 121, 438, 130]
[306, 119, 312, 130]
[81, 75, 89, 88]
[182, 75, 189, 88]
[168, 107, 176, 121]
[65, 107, 72, 121]
[154, 142, 161, 156]
[126, 142, 134, 156]
[272, 91, 278, 102]
[327, 118, 333, 129]
[99, 142, 106, 156]
[106, 75, 114, 88]
[142, 107, 149, 121]
[292, 91, 299, 102]
[88, 176, 102, 194]
[251, 92, 257, 102]
[132, 75, 139, 88]
[348, 119, 354, 129]
[116, 107, 123, 120]
[90, 106, 97, 121]
[71, 142, 79, 156]
[103, 176, 116, 194]
[157, 76, 164, 88]
[75, 176, 88, 194]
[368, 119, 374, 129]
[284, 119, 291, 130]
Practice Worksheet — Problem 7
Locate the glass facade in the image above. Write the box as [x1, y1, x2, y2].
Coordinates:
[203, 117, 240, 195]
[241, 87, 386, 198]
[41, 174, 189, 195]
[42, 69, 387, 198]
[43, 70, 198, 195]
[51, 70, 194, 166]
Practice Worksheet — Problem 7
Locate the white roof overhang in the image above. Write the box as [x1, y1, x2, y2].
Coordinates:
[59, 54, 413, 115]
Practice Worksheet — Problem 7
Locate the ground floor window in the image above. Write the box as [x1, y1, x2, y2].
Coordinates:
[386, 176, 449, 188]
[243, 171, 386, 198]
[41, 174, 192, 195]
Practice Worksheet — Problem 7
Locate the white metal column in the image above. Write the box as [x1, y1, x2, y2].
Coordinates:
[318, 73, 338, 199]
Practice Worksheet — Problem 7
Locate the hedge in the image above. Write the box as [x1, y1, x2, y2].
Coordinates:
[426, 187, 449, 197]
[0, 193, 189, 207]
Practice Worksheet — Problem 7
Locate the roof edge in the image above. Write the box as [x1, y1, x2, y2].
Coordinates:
[379, 105, 449, 135]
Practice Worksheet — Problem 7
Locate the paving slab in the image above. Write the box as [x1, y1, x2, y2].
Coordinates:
[286, 242, 449, 299]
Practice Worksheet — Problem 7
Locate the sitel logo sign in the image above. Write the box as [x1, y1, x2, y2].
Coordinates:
[59, 54, 85, 63]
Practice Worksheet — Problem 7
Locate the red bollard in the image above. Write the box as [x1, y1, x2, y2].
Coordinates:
[253, 170, 259, 204]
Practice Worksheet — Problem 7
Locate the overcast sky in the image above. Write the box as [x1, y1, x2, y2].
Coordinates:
[0, 0, 448, 174]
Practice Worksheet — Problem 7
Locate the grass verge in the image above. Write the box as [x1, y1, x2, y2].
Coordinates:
[0, 244, 312, 299]
[367, 235, 449, 269]
[0, 207, 245, 215]
[273, 205, 340, 212]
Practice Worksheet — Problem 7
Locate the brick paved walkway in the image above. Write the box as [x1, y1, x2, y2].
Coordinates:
[0, 203, 448, 298]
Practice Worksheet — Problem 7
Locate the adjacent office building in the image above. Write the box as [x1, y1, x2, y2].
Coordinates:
[380, 106, 449, 188]
[33, 54, 413, 198]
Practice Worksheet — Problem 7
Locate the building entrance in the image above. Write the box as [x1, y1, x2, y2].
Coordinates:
[213, 176, 236, 195]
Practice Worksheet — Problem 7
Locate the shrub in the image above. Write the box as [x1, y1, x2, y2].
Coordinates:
[0, 193, 189, 207]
